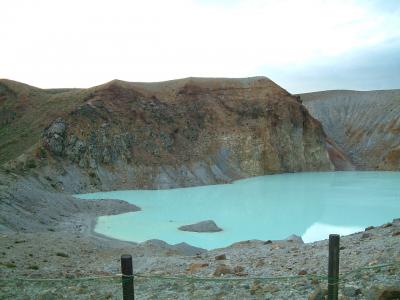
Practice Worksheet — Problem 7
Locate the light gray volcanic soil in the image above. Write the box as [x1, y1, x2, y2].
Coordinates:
[1, 172, 400, 299]
[0, 196, 399, 299]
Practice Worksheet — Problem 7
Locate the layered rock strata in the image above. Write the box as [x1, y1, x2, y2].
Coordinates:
[1, 77, 334, 193]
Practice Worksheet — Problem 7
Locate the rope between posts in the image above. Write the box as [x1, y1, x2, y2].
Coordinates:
[133, 273, 327, 282]
[0, 261, 398, 283]
[0, 275, 121, 282]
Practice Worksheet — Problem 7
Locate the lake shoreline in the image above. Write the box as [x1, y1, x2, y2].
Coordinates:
[77, 171, 400, 249]
[87, 212, 139, 247]
[1, 172, 400, 299]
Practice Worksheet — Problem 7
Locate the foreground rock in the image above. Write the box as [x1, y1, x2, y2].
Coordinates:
[0, 218, 399, 299]
[178, 220, 222, 232]
[141, 240, 206, 256]
[285, 234, 304, 243]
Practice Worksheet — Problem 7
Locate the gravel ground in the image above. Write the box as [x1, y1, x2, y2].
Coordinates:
[0, 209, 399, 299]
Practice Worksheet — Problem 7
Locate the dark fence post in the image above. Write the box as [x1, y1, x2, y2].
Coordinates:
[328, 234, 340, 300]
[121, 254, 134, 300]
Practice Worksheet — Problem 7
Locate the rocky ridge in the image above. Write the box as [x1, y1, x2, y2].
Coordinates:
[1, 77, 336, 192]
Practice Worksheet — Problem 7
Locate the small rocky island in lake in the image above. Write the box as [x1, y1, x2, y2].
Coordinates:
[178, 220, 223, 232]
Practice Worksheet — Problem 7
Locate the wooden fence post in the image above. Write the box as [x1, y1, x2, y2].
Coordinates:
[121, 254, 134, 300]
[328, 234, 340, 300]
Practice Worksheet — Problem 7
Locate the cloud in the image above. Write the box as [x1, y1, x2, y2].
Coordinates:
[266, 37, 400, 93]
[0, 0, 399, 91]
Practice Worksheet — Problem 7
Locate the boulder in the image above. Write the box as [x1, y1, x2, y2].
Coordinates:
[215, 254, 226, 260]
[298, 270, 308, 275]
[233, 265, 245, 274]
[187, 262, 209, 273]
[370, 286, 400, 300]
[178, 220, 222, 233]
[308, 287, 326, 300]
[213, 264, 233, 276]
[285, 234, 304, 243]
[343, 285, 362, 297]
[361, 232, 372, 239]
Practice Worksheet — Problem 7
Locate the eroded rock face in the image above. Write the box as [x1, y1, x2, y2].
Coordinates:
[41, 78, 334, 191]
[301, 89, 400, 171]
[178, 220, 223, 233]
[43, 118, 67, 156]
[1, 77, 335, 191]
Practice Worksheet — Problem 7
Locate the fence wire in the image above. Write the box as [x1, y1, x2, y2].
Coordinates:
[0, 261, 399, 299]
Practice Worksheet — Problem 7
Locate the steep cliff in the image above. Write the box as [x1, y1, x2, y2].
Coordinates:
[1, 77, 334, 192]
[300, 90, 400, 170]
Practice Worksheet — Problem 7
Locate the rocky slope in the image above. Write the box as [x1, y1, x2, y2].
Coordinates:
[1, 79, 399, 299]
[1, 77, 334, 196]
[300, 90, 400, 170]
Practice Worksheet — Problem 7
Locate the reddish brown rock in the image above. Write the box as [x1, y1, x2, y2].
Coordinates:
[308, 287, 328, 300]
[187, 262, 209, 274]
[298, 270, 308, 275]
[213, 264, 233, 277]
[233, 265, 244, 274]
[215, 254, 226, 261]
[373, 287, 400, 300]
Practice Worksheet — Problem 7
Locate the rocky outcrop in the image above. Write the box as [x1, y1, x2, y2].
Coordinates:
[178, 220, 223, 233]
[43, 118, 67, 155]
[300, 89, 400, 170]
[325, 138, 355, 171]
[1, 77, 335, 192]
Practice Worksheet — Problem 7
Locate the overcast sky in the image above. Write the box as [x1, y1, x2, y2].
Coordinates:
[1, 0, 399, 93]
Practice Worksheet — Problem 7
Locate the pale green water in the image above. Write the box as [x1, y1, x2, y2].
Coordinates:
[76, 172, 400, 249]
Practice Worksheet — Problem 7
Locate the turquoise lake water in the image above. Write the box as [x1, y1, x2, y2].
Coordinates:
[76, 172, 400, 250]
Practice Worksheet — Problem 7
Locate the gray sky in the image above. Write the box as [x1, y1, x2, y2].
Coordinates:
[1, 0, 399, 93]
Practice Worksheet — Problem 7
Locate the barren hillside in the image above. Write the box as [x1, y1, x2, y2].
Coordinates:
[300, 90, 400, 170]
[0, 77, 335, 194]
